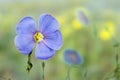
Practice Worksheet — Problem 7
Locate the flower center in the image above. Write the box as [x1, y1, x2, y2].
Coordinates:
[69, 54, 76, 61]
[34, 32, 44, 43]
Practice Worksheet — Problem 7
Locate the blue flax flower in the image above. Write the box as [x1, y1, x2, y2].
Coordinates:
[77, 10, 89, 26]
[63, 49, 83, 65]
[14, 14, 62, 60]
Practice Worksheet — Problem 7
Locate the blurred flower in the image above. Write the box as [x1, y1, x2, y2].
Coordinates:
[63, 49, 83, 65]
[99, 21, 115, 41]
[106, 21, 115, 35]
[14, 14, 62, 60]
[72, 19, 83, 30]
[99, 29, 111, 41]
[57, 16, 65, 25]
[76, 8, 89, 26]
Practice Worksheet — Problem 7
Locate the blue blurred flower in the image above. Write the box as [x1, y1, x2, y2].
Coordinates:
[63, 49, 83, 65]
[14, 14, 62, 60]
[77, 10, 89, 26]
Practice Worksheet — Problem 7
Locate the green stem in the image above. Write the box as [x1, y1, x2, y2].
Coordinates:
[42, 61, 45, 80]
[26, 51, 33, 73]
[66, 67, 71, 80]
[115, 46, 120, 80]
[115, 46, 119, 66]
[92, 24, 98, 39]
[83, 69, 87, 80]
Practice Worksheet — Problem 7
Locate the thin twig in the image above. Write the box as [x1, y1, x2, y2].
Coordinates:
[42, 61, 45, 80]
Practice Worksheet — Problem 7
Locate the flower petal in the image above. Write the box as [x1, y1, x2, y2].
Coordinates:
[14, 34, 34, 55]
[16, 17, 36, 34]
[77, 10, 89, 26]
[38, 14, 59, 34]
[43, 30, 62, 50]
[35, 42, 55, 60]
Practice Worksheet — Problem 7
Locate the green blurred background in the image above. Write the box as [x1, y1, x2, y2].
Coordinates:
[0, 0, 120, 80]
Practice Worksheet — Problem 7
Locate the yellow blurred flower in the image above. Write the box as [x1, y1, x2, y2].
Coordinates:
[99, 21, 115, 41]
[106, 21, 115, 35]
[72, 19, 83, 30]
[99, 29, 111, 41]
[57, 16, 65, 25]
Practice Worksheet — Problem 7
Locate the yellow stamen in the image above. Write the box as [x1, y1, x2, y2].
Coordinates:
[34, 32, 44, 43]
